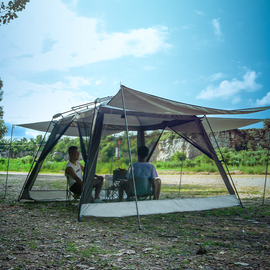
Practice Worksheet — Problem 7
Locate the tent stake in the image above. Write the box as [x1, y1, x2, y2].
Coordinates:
[262, 130, 270, 206]
[120, 85, 142, 230]
[204, 115, 244, 208]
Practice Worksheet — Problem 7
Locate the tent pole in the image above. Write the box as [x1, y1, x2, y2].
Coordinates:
[262, 130, 270, 206]
[78, 102, 99, 221]
[87, 101, 98, 155]
[146, 128, 165, 162]
[110, 135, 116, 175]
[120, 85, 141, 230]
[178, 142, 185, 198]
[204, 115, 243, 207]
[78, 107, 99, 222]
[3, 125, 14, 200]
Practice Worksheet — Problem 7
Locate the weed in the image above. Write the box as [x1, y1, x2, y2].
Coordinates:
[66, 241, 77, 252]
[27, 240, 37, 249]
[182, 259, 189, 265]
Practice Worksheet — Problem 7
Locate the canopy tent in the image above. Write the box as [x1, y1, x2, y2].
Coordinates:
[16, 85, 270, 221]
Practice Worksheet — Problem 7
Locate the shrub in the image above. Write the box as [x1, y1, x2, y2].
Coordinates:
[20, 155, 33, 164]
[169, 151, 186, 162]
[52, 154, 63, 162]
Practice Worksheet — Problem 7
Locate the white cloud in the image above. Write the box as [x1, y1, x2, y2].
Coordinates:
[66, 76, 92, 89]
[1, 0, 171, 72]
[193, 10, 205, 16]
[255, 92, 270, 106]
[212, 18, 223, 41]
[196, 71, 262, 100]
[95, 80, 102, 85]
[24, 129, 46, 138]
[207, 72, 226, 82]
[2, 75, 96, 123]
[232, 96, 242, 104]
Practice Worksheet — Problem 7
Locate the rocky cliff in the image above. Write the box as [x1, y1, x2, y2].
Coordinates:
[151, 129, 269, 161]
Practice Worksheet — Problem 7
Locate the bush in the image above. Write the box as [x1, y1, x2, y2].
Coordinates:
[52, 154, 63, 162]
[0, 157, 5, 165]
[169, 151, 186, 162]
[20, 155, 33, 164]
[184, 159, 196, 168]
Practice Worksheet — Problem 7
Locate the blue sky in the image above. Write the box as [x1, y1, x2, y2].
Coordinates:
[1, 0, 269, 138]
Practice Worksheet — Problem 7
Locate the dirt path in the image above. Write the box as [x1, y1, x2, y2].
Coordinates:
[1, 171, 268, 186]
[160, 174, 269, 188]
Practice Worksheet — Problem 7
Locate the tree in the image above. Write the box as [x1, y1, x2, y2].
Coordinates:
[0, 79, 7, 139]
[0, 0, 29, 25]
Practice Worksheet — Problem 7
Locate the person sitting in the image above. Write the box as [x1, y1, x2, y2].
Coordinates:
[65, 146, 104, 203]
[119, 145, 161, 201]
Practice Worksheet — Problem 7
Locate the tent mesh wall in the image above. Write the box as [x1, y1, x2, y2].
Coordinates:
[18, 116, 74, 201]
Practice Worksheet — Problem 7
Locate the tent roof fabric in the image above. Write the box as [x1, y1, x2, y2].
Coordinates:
[108, 86, 270, 115]
[16, 85, 269, 135]
[17, 117, 265, 135]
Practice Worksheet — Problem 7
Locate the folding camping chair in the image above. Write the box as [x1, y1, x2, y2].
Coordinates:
[127, 177, 154, 201]
[66, 179, 80, 205]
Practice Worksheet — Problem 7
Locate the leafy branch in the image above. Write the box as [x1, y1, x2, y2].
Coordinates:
[0, 0, 29, 25]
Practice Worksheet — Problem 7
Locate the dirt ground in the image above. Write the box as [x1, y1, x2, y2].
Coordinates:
[0, 173, 270, 269]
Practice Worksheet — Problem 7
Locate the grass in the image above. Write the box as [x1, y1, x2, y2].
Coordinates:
[0, 154, 269, 175]
[6, 171, 267, 202]
[2, 196, 266, 268]
[161, 184, 229, 199]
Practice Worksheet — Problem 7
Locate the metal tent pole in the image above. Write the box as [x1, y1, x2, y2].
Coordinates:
[3, 125, 14, 199]
[178, 143, 185, 198]
[262, 130, 270, 206]
[204, 115, 243, 207]
[78, 102, 98, 222]
[120, 85, 141, 230]
[110, 135, 116, 175]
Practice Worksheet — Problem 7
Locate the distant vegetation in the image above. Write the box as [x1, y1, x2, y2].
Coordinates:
[0, 121, 269, 174]
[154, 148, 269, 175]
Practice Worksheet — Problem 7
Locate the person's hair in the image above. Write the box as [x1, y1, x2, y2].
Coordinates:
[138, 145, 149, 159]
[68, 146, 78, 155]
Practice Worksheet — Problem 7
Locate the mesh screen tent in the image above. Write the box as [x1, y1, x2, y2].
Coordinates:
[16, 85, 270, 220]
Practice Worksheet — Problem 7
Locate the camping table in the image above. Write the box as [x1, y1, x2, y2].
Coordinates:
[105, 179, 121, 201]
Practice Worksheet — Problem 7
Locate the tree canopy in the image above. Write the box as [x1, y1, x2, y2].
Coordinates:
[263, 118, 270, 131]
[0, 79, 7, 139]
[0, 0, 29, 25]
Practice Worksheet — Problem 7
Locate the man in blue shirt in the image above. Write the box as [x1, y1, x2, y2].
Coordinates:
[119, 145, 161, 201]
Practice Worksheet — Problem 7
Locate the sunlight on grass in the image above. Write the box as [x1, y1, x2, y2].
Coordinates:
[160, 184, 229, 198]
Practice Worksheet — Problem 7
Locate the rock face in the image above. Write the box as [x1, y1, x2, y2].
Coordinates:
[151, 129, 269, 161]
[152, 138, 200, 161]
